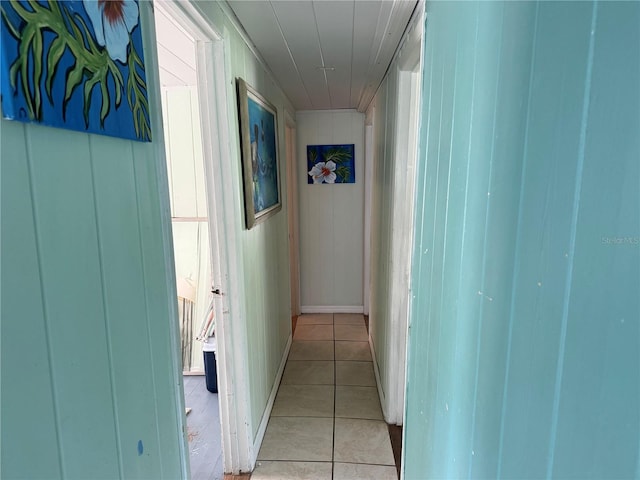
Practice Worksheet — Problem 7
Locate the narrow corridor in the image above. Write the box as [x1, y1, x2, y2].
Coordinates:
[252, 314, 398, 480]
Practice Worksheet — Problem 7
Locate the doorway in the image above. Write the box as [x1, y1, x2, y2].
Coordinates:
[389, 58, 421, 425]
[154, 3, 223, 478]
[286, 115, 300, 326]
[384, 13, 424, 427]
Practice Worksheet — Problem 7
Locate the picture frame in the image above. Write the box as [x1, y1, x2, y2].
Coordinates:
[307, 144, 355, 184]
[236, 78, 281, 229]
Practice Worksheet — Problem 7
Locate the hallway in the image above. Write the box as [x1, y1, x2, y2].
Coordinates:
[251, 314, 398, 480]
[3, 1, 638, 478]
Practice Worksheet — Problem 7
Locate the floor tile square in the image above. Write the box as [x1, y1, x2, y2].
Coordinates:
[282, 361, 334, 385]
[334, 324, 368, 341]
[296, 314, 333, 325]
[258, 417, 333, 461]
[253, 461, 333, 480]
[334, 313, 365, 325]
[335, 386, 383, 420]
[333, 418, 395, 465]
[333, 462, 398, 480]
[289, 341, 334, 361]
[272, 385, 334, 417]
[336, 361, 376, 386]
[293, 324, 334, 341]
[335, 341, 371, 361]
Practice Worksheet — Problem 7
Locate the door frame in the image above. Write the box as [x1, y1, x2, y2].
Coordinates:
[363, 117, 374, 316]
[386, 9, 424, 426]
[285, 113, 300, 316]
[152, 1, 253, 474]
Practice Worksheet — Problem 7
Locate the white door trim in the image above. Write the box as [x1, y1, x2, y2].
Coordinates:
[198, 38, 253, 474]
[285, 113, 300, 316]
[386, 10, 423, 426]
[155, 1, 253, 474]
[363, 123, 374, 316]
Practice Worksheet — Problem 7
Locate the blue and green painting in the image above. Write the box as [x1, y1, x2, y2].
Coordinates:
[248, 96, 278, 213]
[0, 0, 151, 141]
[307, 144, 355, 184]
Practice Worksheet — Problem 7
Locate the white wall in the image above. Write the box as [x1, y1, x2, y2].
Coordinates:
[296, 110, 365, 312]
[161, 86, 211, 373]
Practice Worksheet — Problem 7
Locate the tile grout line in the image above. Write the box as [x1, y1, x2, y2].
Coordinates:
[266, 314, 383, 479]
[332, 312, 336, 480]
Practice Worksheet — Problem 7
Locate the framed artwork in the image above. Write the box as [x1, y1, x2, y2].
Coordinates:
[0, 0, 151, 141]
[236, 77, 281, 229]
[307, 144, 355, 184]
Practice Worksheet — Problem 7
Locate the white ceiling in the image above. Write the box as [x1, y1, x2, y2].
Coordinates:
[226, 0, 418, 111]
[155, 5, 197, 87]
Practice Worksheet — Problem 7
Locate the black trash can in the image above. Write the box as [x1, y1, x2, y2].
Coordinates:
[203, 339, 218, 393]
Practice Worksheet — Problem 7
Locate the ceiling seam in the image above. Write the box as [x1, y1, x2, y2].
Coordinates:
[311, 0, 333, 108]
[217, 1, 297, 111]
[372, 1, 397, 67]
[268, 0, 314, 109]
[349, 0, 355, 107]
[158, 45, 196, 73]
[357, 1, 387, 110]
[361, 0, 423, 113]
[366, 0, 399, 109]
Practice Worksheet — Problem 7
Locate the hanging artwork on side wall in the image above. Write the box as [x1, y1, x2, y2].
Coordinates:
[0, 0, 151, 141]
[307, 144, 355, 184]
[236, 77, 281, 230]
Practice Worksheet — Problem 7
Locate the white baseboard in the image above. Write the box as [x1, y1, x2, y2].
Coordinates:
[369, 336, 390, 423]
[250, 333, 292, 468]
[300, 305, 364, 314]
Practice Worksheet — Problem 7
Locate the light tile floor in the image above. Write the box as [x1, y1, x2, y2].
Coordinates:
[253, 314, 397, 480]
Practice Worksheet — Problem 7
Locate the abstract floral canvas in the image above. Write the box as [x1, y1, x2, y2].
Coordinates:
[0, 0, 151, 141]
[307, 144, 355, 184]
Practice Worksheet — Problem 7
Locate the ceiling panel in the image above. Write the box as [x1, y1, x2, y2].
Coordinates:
[271, 2, 320, 63]
[159, 67, 188, 88]
[312, 1, 354, 66]
[230, 1, 317, 107]
[262, 53, 312, 107]
[227, 0, 418, 111]
[157, 44, 197, 86]
[312, 1, 354, 108]
[154, 5, 197, 87]
[271, 1, 328, 108]
[326, 69, 352, 107]
[351, 1, 383, 106]
[357, 1, 417, 110]
[227, 1, 283, 52]
[357, 0, 395, 108]
[155, 7, 196, 71]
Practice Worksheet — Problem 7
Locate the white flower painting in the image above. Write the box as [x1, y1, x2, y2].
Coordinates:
[307, 144, 355, 184]
[308, 160, 337, 184]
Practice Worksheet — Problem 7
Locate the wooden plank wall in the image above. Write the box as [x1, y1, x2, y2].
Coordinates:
[404, 1, 639, 478]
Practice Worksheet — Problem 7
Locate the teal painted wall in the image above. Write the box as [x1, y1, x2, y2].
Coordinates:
[404, 1, 639, 478]
[1, 1, 295, 477]
[0, 4, 187, 479]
